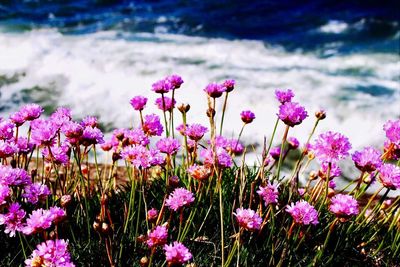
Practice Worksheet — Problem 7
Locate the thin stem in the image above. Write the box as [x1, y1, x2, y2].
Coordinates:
[219, 92, 229, 136]
[275, 125, 290, 179]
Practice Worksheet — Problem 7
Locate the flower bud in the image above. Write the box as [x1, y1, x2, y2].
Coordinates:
[140, 257, 149, 267]
[309, 171, 318, 180]
[315, 109, 326, 120]
[206, 108, 215, 118]
[93, 221, 101, 232]
[178, 103, 190, 113]
[60, 195, 72, 208]
[101, 222, 111, 235]
[328, 188, 335, 198]
[169, 175, 180, 188]
[136, 234, 146, 243]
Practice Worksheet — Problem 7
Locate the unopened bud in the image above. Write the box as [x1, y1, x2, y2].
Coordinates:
[169, 175, 180, 188]
[112, 152, 121, 162]
[178, 103, 190, 113]
[363, 175, 372, 184]
[328, 188, 335, 198]
[60, 195, 72, 208]
[315, 110, 326, 120]
[309, 171, 318, 180]
[101, 222, 111, 235]
[93, 221, 101, 232]
[137, 234, 146, 243]
[147, 208, 158, 223]
[140, 256, 149, 267]
[206, 108, 215, 118]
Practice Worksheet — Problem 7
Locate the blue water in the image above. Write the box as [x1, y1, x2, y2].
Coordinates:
[0, 0, 399, 54]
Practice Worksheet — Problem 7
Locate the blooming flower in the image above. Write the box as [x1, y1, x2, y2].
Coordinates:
[352, 147, 382, 173]
[201, 147, 233, 168]
[16, 137, 34, 154]
[286, 200, 319, 225]
[383, 119, 400, 145]
[240, 110, 255, 124]
[165, 188, 195, 211]
[121, 145, 151, 168]
[62, 121, 83, 139]
[147, 208, 158, 222]
[30, 119, 58, 146]
[19, 104, 44, 121]
[0, 166, 30, 186]
[22, 209, 54, 235]
[50, 107, 72, 128]
[147, 225, 168, 248]
[0, 119, 15, 140]
[277, 102, 308, 127]
[187, 164, 211, 181]
[25, 239, 75, 267]
[130, 96, 148, 111]
[156, 137, 180, 155]
[269, 147, 281, 160]
[80, 116, 98, 128]
[167, 74, 184, 89]
[234, 208, 262, 231]
[164, 242, 192, 265]
[185, 124, 208, 141]
[225, 138, 244, 155]
[275, 89, 294, 104]
[80, 126, 104, 146]
[42, 144, 70, 166]
[10, 111, 26, 126]
[23, 183, 51, 204]
[204, 82, 226, 98]
[319, 162, 341, 178]
[143, 114, 164, 136]
[329, 194, 359, 218]
[257, 182, 279, 206]
[222, 79, 235, 92]
[378, 164, 400, 190]
[0, 203, 26, 237]
[383, 140, 400, 160]
[0, 140, 18, 158]
[312, 131, 351, 163]
[152, 79, 172, 94]
[155, 96, 176, 112]
[0, 184, 11, 205]
[124, 128, 150, 146]
[287, 137, 299, 149]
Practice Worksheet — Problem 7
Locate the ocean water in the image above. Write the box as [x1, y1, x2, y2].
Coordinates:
[0, 0, 399, 153]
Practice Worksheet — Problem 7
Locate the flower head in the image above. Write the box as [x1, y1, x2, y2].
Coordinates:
[275, 89, 295, 104]
[187, 164, 211, 181]
[352, 147, 382, 173]
[30, 119, 58, 146]
[329, 194, 359, 218]
[185, 124, 208, 141]
[130, 96, 148, 111]
[287, 137, 300, 149]
[19, 104, 44, 121]
[25, 239, 75, 267]
[226, 138, 244, 155]
[222, 79, 235, 92]
[286, 200, 319, 225]
[383, 119, 400, 145]
[201, 146, 233, 168]
[23, 183, 51, 204]
[80, 126, 104, 146]
[50, 107, 72, 127]
[234, 208, 262, 231]
[167, 74, 184, 89]
[165, 188, 194, 211]
[278, 102, 308, 127]
[155, 96, 176, 112]
[0, 203, 26, 237]
[204, 82, 226, 98]
[143, 114, 163, 136]
[156, 137, 180, 155]
[164, 242, 192, 265]
[152, 79, 172, 94]
[42, 144, 70, 166]
[378, 164, 400, 190]
[0, 140, 18, 158]
[257, 182, 279, 206]
[240, 110, 255, 124]
[269, 147, 281, 160]
[312, 131, 351, 163]
[147, 225, 168, 248]
[0, 119, 15, 140]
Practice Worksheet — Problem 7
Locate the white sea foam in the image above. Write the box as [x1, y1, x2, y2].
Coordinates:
[319, 20, 349, 34]
[0, 29, 399, 154]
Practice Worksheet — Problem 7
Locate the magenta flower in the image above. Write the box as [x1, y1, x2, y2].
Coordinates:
[234, 208, 262, 231]
[155, 96, 176, 112]
[23, 183, 51, 204]
[275, 89, 294, 104]
[0, 140, 18, 158]
[240, 110, 255, 124]
[0, 203, 26, 237]
[25, 239, 75, 267]
[383, 119, 400, 145]
[62, 121, 83, 139]
[185, 124, 208, 141]
[167, 74, 184, 89]
[187, 164, 211, 181]
[42, 144, 70, 166]
[147, 225, 168, 248]
[121, 145, 151, 168]
[156, 137, 181, 155]
[0, 166, 30, 186]
[0, 119, 15, 140]
[287, 137, 299, 149]
[176, 124, 187, 136]
[165, 188, 195, 211]
[80, 116, 98, 128]
[124, 128, 150, 146]
[286, 200, 319, 225]
[164, 241, 192, 265]
[204, 82, 226, 98]
[49, 206, 67, 224]
[210, 136, 229, 148]
[22, 209, 54, 235]
[147, 208, 158, 222]
[269, 147, 281, 160]
[152, 79, 172, 94]
[320, 162, 341, 178]
[149, 148, 166, 166]
[352, 147, 382, 173]
[257, 182, 279, 206]
[222, 79, 235, 92]
[226, 138, 244, 155]
[19, 104, 44, 121]
[378, 164, 400, 190]
[0, 184, 10, 205]
[80, 126, 104, 146]
[16, 137, 34, 154]
[278, 102, 308, 127]
[130, 95, 148, 111]
[143, 114, 164, 136]
[329, 194, 359, 218]
[50, 107, 72, 127]
[30, 119, 58, 146]
[10, 111, 26, 126]
[201, 146, 233, 168]
[312, 131, 352, 163]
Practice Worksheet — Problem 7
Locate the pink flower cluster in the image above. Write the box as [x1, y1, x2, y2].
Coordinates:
[329, 194, 359, 218]
[286, 200, 319, 225]
[147, 225, 168, 248]
[165, 188, 195, 211]
[234, 208, 262, 231]
[25, 239, 75, 267]
[164, 241, 192, 265]
[257, 182, 279, 206]
[312, 131, 351, 163]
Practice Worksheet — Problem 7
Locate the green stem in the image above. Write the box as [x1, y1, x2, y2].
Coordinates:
[275, 125, 290, 179]
[219, 92, 229, 136]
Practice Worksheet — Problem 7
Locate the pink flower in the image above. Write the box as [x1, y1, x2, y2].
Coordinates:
[62, 121, 83, 139]
[19, 104, 44, 121]
[0, 184, 11, 205]
[157, 137, 181, 155]
[319, 162, 341, 178]
[167, 74, 184, 89]
[22, 209, 54, 235]
[10, 111, 26, 126]
[352, 147, 382, 173]
[165, 188, 194, 211]
[287, 137, 299, 149]
[257, 182, 279, 206]
[225, 138, 244, 155]
[0, 203, 26, 237]
[164, 241, 192, 265]
[329, 194, 359, 218]
[80, 126, 104, 146]
[269, 147, 281, 160]
[42, 143, 70, 166]
[130, 95, 148, 111]
[286, 200, 319, 225]
[383, 119, 400, 145]
[30, 119, 58, 146]
[16, 137, 34, 154]
[187, 164, 211, 181]
[0, 166, 30, 186]
[185, 124, 208, 141]
[147, 208, 158, 222]
[312, 131, 352, 163]
[155, 96, 176, 112]
[80, 116, 98, 128]
[378, 164, 400, 190]
[147, 225, 168, 248]
[222, 79, 235, 92]
[277, 102, 308, 127]
[240, 110, 255, 124]
[50, 107, 72, 127]
[204, 82, 226, 98]
[23, 183, 51, 204]
[234, 208, 262, 231]
[275, 89, 294, 104]
[0, 119, 15, 140]
[152, 79, 172, 94]
[124, 128, 150, 146]
[25, 239, 75, 267]
[201, 147, 233, 168]
[0, 140, 18, 158]
[143, 114, 163, 136]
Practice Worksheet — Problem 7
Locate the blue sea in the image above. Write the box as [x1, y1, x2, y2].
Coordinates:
[0, 0, 399, 151]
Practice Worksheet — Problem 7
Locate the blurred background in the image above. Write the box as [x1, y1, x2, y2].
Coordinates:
[0, 0, 399, 152]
